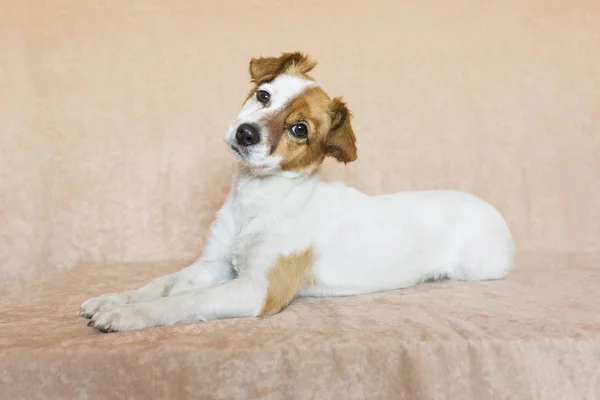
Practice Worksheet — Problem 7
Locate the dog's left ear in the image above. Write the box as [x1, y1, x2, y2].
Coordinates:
[249, 52, 317, 83]
[325, 97, 357, 163]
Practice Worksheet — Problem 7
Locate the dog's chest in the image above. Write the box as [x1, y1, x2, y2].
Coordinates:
[231, 218, 264, 273]
[229, 194, 273, 274]
[227, 176, 316, 273]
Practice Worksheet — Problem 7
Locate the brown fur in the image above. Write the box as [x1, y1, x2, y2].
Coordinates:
[249, 52, 317, 84]
[324, 97, 357, 163]
[259, 248, 315, 316]
[244, 53, 315, 105]
[268, 87, 333, 172]
[245, 52, 358, 172]
[265, 88, 357, 172]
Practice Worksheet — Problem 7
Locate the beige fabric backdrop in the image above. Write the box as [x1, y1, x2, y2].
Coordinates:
[1, 0, 599, 296]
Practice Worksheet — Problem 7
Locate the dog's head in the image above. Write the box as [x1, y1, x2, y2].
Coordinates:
[225, 52, 357, 176]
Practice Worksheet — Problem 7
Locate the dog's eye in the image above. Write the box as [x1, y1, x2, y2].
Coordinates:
[256, 90, 270, 104]
[289, 123, 308, 139]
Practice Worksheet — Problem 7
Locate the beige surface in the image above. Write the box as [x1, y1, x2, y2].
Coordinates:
[1, 0, 600, 399]
[1, 0, 600, 296]
[1, 253, 600, 399]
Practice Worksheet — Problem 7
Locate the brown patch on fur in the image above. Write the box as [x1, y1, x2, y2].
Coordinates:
[245, 52, 315, 104]
[249, 52, 317, 83]
[271, 87, 331, 172]
[259, 248, 315, 316]
[265, 88, 357, 172]
[242, 52, 358, 171]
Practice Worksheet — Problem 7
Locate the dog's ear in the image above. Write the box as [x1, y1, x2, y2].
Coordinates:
[325, 97, 357, 163]
[249, 52, 317, 83]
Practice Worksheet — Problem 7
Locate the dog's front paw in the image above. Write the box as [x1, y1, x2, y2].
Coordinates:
[87, 304, 159, 333]
[79, 293, 131, 319]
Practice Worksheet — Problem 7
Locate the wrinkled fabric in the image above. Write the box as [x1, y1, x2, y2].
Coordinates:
[1, 254, 600, 399]
[1, 0, 600, 398]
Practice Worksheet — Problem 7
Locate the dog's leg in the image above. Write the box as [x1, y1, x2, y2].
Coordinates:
[87, 276, 267, 332]
[79, 193, 237, 318]
[88, 247, 316, 332]
[79, 260, 236, 318]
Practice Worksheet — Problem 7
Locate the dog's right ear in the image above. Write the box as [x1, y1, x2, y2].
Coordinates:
[249, 52, 317, 83]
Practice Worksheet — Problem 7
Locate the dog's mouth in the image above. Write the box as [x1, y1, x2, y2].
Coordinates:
[228, 143, 274, 173]
[230, 145, 244, 158]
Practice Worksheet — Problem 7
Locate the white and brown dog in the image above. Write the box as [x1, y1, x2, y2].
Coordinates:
[80, 52, 514, 332]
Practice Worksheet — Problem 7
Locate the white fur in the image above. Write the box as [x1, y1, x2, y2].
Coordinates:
[224, 75, 315, 173]
[81, 76, 514, 332]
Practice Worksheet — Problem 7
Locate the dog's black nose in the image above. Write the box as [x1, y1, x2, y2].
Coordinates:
[236, 123, 260, 146]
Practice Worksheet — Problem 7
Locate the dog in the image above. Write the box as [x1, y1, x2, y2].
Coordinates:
[80, 52, 514, 333]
